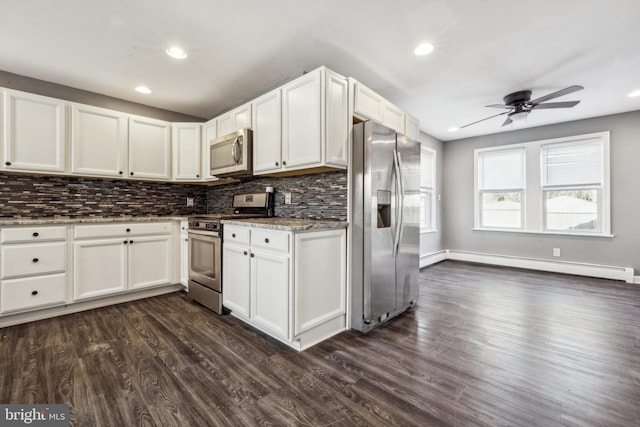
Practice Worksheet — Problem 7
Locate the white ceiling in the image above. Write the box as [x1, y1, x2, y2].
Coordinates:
[1, 0, 639, 141]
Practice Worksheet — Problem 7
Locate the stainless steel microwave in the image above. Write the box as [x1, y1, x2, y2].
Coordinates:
[209, 128, 253, 177]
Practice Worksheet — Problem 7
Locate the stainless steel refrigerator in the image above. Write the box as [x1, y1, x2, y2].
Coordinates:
[351, 121, 420, 332]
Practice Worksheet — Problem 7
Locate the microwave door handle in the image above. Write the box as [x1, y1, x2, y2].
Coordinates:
[232, 138, 242, 164]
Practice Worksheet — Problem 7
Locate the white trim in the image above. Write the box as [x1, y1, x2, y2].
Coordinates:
[471, 228, 615, 238]
[445, 250, 634, 283]
[634, 276, 640, 285]
[420, 250, 447, 269]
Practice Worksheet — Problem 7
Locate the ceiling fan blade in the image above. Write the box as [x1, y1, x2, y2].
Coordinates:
[531, 101, 580, 109]
[485, 104, 512, 109]
[460, 111, 510, 128]
[501, 116, 513, 127]
[529, 85, 584, 105]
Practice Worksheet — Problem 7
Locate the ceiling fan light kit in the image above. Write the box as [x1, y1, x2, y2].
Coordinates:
[461, 85, 584, 129]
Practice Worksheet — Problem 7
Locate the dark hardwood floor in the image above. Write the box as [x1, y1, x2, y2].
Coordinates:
[1, 260, 639, 426]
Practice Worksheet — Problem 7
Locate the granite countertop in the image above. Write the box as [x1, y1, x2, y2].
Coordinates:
[0, 216, 189, 226]
[221, 217, 348, 231]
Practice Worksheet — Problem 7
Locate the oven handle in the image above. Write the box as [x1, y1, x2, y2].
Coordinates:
[187, 229, 220, 238]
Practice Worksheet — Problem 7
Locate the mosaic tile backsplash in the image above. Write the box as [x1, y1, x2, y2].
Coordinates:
[0, 170, 348, 221]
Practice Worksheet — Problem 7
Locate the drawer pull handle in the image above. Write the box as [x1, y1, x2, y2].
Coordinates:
[243, 251, 248, 255]
[265, 238, 269, 243]
[32, 232, 39, 237]
[31, 290, 38, 296]
[32, 258, 39, 263]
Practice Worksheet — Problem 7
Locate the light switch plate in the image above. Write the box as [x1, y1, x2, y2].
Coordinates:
[186, 197, 194, 207]
[284, 192, 292, 204]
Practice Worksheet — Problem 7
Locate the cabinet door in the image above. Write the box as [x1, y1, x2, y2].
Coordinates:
[222, 244, 251, 318]
[233, 103, 252, 131]
[2, 90, 66, 173]
[252, 89, 282, 174]
[251, 250, 289, 339]
[324, 70, 349, 167]
[129, 235, 173, 290]
[172, 123, 202, 180]
[201, 118, 217, 179]
[128, 116, 172, 179]
[71, 103, 128, 177]
[353, 82, 384, 122]
[74, 238, 128, 300]
[405, 114, 420, 140]
[217, 113, 234, 137]
[282, 70, 322, 169]
[382, 102, 405, 133]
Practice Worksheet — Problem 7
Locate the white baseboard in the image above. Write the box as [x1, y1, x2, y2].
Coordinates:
[445, 250, 635, 284]
[420, 250, 447, 269]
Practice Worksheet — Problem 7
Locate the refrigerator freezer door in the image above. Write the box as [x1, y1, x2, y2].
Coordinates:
[364, 121, 398, 322]
[396, 134, 421, 307]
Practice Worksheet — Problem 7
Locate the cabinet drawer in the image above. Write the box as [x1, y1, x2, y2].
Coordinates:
[224, 226, 250, 246]
[252, 229, 289, 253]
[1, 226, 67, 243]
[1, 273, 67, 314]
[74, 222, 172, 239]
[1, 242, 67, 279]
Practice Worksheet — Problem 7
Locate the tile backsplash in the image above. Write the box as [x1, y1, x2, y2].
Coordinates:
[206, 171, 348, 221]
[0, 172, 207, 218]
[0, 170, 348, 221]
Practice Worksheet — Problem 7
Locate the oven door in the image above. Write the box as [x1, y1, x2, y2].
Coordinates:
[188, 230, 221, 292]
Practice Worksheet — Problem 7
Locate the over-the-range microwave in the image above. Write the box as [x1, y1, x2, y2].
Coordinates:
[209, 128, 253, 177]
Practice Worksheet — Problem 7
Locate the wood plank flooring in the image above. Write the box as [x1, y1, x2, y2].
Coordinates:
[1, 260, 639, 426]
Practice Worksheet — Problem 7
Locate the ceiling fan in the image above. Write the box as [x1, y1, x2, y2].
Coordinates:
[461, 85, 584, 128]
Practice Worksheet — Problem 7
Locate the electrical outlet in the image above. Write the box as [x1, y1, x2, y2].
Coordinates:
[186, 197, 194, 207]
[553, 248, 561, 257]
[284, 192, 292, 205]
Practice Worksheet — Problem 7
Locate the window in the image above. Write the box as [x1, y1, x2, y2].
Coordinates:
[541, 138, 606, 233]
[476, 147, 525, 229]
[474, 132, 610, 236]
[420, 147, 436, 232]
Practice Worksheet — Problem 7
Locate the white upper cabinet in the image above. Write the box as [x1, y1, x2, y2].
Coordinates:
[70, 103, 128, 177]
[405, 113, 420, 141]
[252, 89, 282, 174]
[1, 89, 66, 173]
[128, 116, 172, 180]
[201, 117, 217, 180]
[216, 102, 251, 137]
[172, 123, 202, 180]
[353, 80, 407, 134]
[254, 67, 348, 176]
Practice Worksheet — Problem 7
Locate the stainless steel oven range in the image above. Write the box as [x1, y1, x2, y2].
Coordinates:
[187, 192, 274, 313]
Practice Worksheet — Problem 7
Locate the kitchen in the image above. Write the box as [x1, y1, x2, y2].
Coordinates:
[2, 1, 640, 426]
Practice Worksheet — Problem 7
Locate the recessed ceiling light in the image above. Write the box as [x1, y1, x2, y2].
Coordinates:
[628, 89, 640, 98]
[135, 85, 152, 94]
[414, 42, 434, 56]
[448, 127, 459, 132]
[166, 46, 187, 59]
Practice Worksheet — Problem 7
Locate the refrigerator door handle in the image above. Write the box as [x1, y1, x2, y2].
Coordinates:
[392, 149, 403, 257]
[395, 150, 405, 255]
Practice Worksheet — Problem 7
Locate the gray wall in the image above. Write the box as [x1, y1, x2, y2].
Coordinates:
[419, 131, 445, 256]
[443, 110, 640, 274]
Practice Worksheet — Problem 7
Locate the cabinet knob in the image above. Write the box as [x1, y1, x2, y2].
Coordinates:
[196, 174, 200, 178]
[243, 251, 248, 255]
[130, 172, 134, 176]
[4, 161, 11, 166]
[275, 161, 279, 166]
[32, 232, 39, 237]
[129, 240, 133, 244]
[264, 238, 269, 244]
[119, 171, 123, 175]
[32, 258, 39, 263]
[282, 161, 287, 166]
[184, 238, 188, 242]
[123, 240, 128, 244]
[126, 228, 131, 232]
[250, 253, 255, 258]
[31, 290, 38, 296]
[232, 233, 236, 238]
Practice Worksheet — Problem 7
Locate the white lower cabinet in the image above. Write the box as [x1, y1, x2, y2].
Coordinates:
[0, 225, 70, 314]
[223, 223, 346, 350]
[74, 222, 175, 301]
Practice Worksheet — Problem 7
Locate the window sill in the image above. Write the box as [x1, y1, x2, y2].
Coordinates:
[420, 229, 439, 234]
[472, 228, 614, 238]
